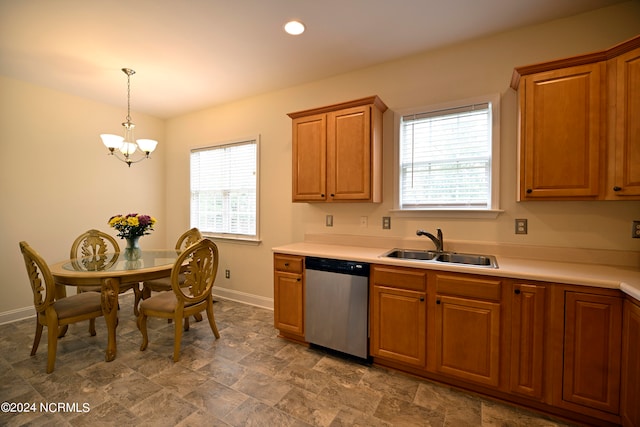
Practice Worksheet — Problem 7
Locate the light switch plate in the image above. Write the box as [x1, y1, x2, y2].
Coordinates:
[382, 216, 391, 230]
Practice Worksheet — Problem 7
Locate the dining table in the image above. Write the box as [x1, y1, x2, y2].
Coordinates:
[49, 249, 180, 362]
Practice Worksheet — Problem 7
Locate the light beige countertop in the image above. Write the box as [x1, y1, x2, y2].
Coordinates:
[273, 237, 640, 301]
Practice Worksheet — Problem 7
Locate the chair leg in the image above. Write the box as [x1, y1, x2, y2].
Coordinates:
[206, 303, 220, 339]
[31, 320, 43, 356]
[46, 323, 58, 374]
[173, 317, 184, 362]
[193, 313, 203, 322]
[132, 283, 142, 317]
[138, 313, 149, 351]
[89, 318, 96, 336]
[184, 317, 190, 332]
[57, 324, 68, 338]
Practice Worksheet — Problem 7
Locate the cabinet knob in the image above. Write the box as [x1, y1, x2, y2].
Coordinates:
[613, 186, 622, 192]
[330, 193, 335, 197]
[514, 289, 521, 295]
[284, 262, 289, 267]
[419, 297, 425, 302]
[526, 189, 533, 194]
[436, 299, 441, 304]
[321, 194, 325, 197]
[297, 278, 301, 282]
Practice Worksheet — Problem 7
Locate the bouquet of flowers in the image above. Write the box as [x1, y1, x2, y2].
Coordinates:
[108, 213, 156, 239]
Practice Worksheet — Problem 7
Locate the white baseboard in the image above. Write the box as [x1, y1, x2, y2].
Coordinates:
[212, 287, 273, 311]
[0, 306, 35, 325]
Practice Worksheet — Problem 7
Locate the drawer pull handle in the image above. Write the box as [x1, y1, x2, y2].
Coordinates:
[284, 263, 289, 267]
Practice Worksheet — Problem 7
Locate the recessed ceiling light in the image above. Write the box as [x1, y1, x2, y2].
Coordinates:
[284, 20, 305, 35]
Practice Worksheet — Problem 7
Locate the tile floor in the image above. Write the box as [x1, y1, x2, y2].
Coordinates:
[0, 292, 576, 426]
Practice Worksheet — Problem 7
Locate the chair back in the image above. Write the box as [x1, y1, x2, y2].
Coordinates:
[171, 239, 218, 305]
[70, 229, 120, 271]
[175, 227, 202, 251]
[19, 241, 55, 316]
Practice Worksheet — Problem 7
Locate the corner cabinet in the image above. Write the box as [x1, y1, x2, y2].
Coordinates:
[621, 297, 640, 427]
[512, 35, 640, 201]
[288, 96, 387, 203]
[273, 254, 305, 342]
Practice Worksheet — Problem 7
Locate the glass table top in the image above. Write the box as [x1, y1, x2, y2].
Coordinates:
[62, 249, 180, 272]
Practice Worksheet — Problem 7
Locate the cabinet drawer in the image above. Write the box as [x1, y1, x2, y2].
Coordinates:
[274, 254, 304, 274]
[435, 273, 501, 301]
[372, 265, 427, 292]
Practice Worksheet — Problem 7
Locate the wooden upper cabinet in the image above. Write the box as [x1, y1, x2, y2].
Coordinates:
[512, 35, 640, 201]
[289, 96, 387, 202]
[518, 63, 604, 200]
[291, 114, 327, 201]
[609, 46, 640, 198]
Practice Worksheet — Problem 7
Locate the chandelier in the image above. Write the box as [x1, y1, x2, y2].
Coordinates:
[100, 68, 157, 167]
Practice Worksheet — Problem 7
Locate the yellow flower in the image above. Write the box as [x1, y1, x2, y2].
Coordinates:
[127, 217, 139, 227]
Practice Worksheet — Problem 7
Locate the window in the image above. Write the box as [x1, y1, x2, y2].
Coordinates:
[395, 95, 500, 216]
[190, 137, 259, 241]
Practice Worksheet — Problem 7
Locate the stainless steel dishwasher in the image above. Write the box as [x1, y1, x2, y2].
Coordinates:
[304, 256, 370, 359]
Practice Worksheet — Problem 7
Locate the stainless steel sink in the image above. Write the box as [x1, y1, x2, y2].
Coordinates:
[382, 249, 498, 268]
[384, 249, 439, 261]
[435, 252, 498, 268]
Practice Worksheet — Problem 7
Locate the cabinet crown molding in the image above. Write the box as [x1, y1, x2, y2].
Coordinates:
[511, 34, 640, 90]
[287, 95, 388, 119]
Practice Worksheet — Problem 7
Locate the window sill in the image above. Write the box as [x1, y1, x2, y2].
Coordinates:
[203, 235, 262, 246]
[390, 209, 504, 219]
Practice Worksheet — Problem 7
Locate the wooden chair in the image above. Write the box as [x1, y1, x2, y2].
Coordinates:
[137, 238, 220, 362]
[19, 241, 103, 373]
[70, 229, 142, 315]
[140, 227, 203, 321]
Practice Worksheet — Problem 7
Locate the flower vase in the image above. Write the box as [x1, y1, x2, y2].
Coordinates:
[124, 236, 142, 261]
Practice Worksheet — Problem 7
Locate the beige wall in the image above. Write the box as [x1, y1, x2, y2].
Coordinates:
[0, 77, 166, 320]
[1, 2, 639, 319]
[165, 2, 640, 306]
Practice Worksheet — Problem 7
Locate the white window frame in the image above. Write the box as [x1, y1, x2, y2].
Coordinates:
[190, 136, 260, 243]
[393, 94, 502, 219]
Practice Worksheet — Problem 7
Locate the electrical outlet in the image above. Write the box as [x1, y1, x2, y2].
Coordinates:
[360, 216, 368, 227]
[326, 215, 333, 227]
[633, 220, 640, 239]
[515, 218, 528, 235]
[225, 269, 230, 279]
[382, 216, 391, 230]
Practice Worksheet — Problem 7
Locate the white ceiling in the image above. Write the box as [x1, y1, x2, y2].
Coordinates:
[0, 0, 627, 118]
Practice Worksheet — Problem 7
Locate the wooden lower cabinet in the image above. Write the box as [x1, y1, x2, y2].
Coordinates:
[509, 283, 546, 400]
[621, 298, 640, 426]
[433, 273, 503, 388]
[553, 290, 622, 419]
[370, 265, 427, 368]
[273, 254, 305, 340]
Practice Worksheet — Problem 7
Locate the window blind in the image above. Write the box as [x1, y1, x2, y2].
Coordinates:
[190, 139, 257, 238]
[400, 102, 491, 209]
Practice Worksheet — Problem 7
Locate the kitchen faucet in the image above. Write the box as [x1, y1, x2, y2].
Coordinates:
[416, 228, 444, 253]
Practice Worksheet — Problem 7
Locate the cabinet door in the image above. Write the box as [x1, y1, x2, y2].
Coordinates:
[274, 271, 304, 337]
[611, 47, 640, 198]
[435, 295, 501, 387]
[327, 105, 371, 201]
[563, 292, 622, 414]
[621, 299, 640, 426]
[510, 283, 545, 399]
[292, 113, 326, 201]
[519, 63, 603, 199]
[370, 285, 426, 367]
